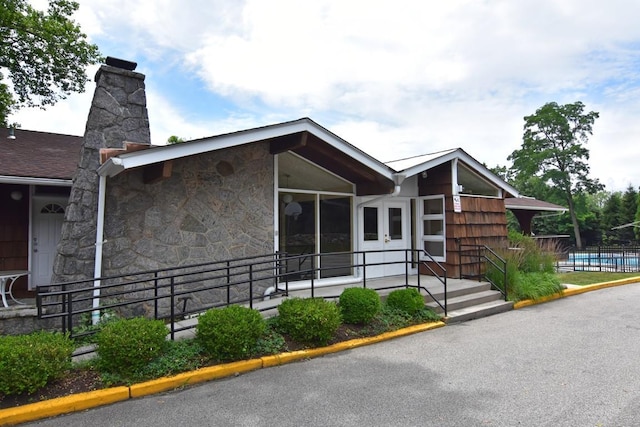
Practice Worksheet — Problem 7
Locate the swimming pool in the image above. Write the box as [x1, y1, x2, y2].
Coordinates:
[565, 252, 640, 272]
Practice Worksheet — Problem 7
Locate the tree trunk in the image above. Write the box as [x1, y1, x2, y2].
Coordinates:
[566, 195, 583, 248]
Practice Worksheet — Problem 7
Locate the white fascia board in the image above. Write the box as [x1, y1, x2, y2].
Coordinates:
[396, 148, 520, 197]
[504, 203, 567, 212]
[98, 118, 395, 180]
[398, 149, 463, 178]
[0, 175, 72, 186]
[301, 120, 395, 179]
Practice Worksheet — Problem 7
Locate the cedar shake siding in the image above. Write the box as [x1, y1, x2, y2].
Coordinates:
[418, 160, 508, 278]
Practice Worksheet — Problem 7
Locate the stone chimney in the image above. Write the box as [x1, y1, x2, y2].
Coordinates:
[52, 58, 151, 283]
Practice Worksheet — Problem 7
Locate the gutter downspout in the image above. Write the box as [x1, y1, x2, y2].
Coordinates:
[92, 174, 107, 325]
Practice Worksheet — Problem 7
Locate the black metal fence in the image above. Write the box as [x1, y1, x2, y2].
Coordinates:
[37, 249, 447, 344]
[558, 246, 640, 272]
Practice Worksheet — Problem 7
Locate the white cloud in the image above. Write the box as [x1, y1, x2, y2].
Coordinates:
[12, 0, 640, 191]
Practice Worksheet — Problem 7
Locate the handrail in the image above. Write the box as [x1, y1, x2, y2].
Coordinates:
[37, 248, 449, 342]
[458, 244, 507, 300]
[416, 249, 447, 316]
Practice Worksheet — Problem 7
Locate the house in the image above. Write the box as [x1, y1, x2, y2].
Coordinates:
[2, 58, 565, 311]
[0, 129, 81, 298]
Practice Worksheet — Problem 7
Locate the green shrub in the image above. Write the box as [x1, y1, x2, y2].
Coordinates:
[277, 298, 342, 346]
[385, 288, 425, 315]
[339, 287, 381, 325]
[509, 271, 563, 302]
[196, 305, 266, 362]
[0, 331, 74, 396]
[96, 317, 168, 375]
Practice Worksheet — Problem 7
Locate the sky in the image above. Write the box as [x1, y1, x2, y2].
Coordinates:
[11, 0, 640, 192]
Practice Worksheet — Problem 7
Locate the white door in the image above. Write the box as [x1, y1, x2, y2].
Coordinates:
[32, 198, 66, 287]
[359, 200, 409, 278]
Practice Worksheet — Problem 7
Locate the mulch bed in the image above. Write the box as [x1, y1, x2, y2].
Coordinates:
[0, 323, 378, 410]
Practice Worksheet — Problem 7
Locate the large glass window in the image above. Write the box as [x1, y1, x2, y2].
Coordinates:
[278, 153, 354, 280]
[457, 162, 500, 197]
[420, 196, 445, 261]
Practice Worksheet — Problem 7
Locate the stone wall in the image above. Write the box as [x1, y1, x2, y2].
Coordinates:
[103, 143, 273, 274]
[100, 142, 274, 316]
[0, 306, 58, 336]
[53, 64, 151, 284]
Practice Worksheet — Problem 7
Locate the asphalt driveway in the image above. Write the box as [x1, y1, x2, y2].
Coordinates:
[26, 283, 640, 427]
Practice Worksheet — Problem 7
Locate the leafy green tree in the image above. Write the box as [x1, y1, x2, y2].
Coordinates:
[636, 192, 640, 241]
[620, 185, 638, 243]
[0, 0, 101, 126]
[167, 135, 186, 145]
[601, 192, 623, 244]
[508, 101, 603, 248]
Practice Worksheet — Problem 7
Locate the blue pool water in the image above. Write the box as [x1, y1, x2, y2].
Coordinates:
[567, 253, 640, 268]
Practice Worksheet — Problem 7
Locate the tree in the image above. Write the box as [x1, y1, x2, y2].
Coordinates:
[620, 185, 638, 243]
[508, 101, 603, 248]
[601, 192, 623, 244]
[0, 0, 101, 126]
[167, 135, 186, 145]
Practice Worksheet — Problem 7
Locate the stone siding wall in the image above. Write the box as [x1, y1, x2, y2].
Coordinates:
[103, 143, 273, 274]
[100, 142, 274, 316]
[53, 65, 150, 284]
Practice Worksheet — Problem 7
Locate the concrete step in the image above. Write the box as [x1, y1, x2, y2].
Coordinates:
[422, 281, 492, 303]
[426, 289, 503, 313]
[444, 300, 514, 323]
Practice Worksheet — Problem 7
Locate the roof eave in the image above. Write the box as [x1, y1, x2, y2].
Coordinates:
[97, 118, 395, 181]
[0, 175, 73, 186]
[396, 148, 521, 197]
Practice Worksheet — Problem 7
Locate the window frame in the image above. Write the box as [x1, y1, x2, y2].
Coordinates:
[418, 195, 446, 262]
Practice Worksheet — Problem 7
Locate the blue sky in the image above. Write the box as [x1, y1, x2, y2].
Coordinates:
[13, 0, 640, 191]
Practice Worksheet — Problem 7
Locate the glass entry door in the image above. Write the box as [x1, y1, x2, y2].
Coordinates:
[359, 200, 410, 278]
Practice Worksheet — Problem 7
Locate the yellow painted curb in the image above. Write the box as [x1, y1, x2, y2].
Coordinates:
[130, 359, 263, 398]
[0, 321, 446, 425]
[0, 386, 129, 426]
[514, 276, 640, 309]
[261, 321, 446, 367]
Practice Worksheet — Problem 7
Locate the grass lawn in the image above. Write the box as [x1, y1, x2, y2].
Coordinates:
[555, 271, 640, 286]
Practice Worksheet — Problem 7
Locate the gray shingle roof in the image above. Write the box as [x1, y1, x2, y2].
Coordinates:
[0, 129, 82, 180]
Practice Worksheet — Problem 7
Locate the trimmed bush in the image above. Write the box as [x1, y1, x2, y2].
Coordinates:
[0, 331, 74, 396]
[385, 288, 425, 315]
[196, 305, 266, 362]
[339, 287, 381, 325]
[277, 298, 342, 346]
[96, 317, 168, 375]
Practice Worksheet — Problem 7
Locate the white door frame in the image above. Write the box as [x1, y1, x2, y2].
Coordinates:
[357, 198, 413, 278]
[29, 195, 67, 289]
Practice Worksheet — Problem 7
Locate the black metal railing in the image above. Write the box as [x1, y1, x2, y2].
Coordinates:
[37, 249, 448, 345]
[458, 244, 507, 300]
[417, 250, 448, 316]
[558, 246, 640, 273]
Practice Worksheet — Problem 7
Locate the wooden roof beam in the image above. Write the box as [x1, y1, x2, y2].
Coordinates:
[269, 132, 307, 154]
[143, 160, 173, 184]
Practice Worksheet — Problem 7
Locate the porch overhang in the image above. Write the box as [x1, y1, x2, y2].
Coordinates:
[504, 197, 567, 235]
